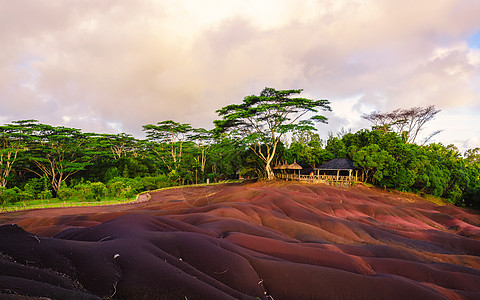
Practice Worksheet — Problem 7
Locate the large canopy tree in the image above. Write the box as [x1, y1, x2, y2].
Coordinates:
[0, 120, 34, 187]
[24, 121, 104, 193]
[214, 87, 331, 180]
[99, 133, 141, 160]
[143, 120, 193, 172]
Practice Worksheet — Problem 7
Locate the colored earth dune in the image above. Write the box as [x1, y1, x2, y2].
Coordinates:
[1, 182, 480, 299]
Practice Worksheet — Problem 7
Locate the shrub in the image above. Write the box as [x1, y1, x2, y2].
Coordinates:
[168, 170, 180, 184]
[104, 167, 120, 182]
[90, 182, 108, 200]
[141, 176, 157, 191]
[119, 187, 135, 199]
[0, 187, 19, 208]
[18, 191, 34, 201]
[153, 174, 175, 188]
[23, 178, 45, 199]
[40, 190, 53, 200]
[107, 180, 127, 198]
[73, 183, 94, 201]
[58, 187, 75, 200]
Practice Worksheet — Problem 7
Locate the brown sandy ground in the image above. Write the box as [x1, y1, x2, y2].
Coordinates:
[1, 181, 480, 299]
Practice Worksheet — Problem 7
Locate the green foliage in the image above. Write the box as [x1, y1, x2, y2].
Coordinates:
[104, 167, 121, 182]
[23, 177, 47, 199]
[333, 129, 480, 208]
[239, 147, 268, 178]
[207, 134, 242, 181]
[326, 136, 347, 158]
[287, 131, 332, 168]
[167, 170, 180, 184]
[0, 187, 21, 208]
[464, 147, 480, 163]
[39, 190, 53, 200]
[351, 144, 395, 184]
[57, 187, 75, 200]
[90, 182, 108, 199]
[139, 174, 171, 190]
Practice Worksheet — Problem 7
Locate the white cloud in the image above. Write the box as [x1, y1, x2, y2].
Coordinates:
[466, 137, 480, 150]
[0, 0, 478, 149]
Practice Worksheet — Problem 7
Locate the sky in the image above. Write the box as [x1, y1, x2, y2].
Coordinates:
[1, 0, 479, 153]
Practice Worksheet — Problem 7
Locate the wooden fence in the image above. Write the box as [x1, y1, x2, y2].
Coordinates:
[277, 173, 356, 185]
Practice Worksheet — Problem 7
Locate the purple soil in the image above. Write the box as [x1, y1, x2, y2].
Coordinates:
[1, 181, 479, 299]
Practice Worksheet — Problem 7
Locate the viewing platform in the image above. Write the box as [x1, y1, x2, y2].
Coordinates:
[273, 158, 361, 186]
[277, 173, 358, 186]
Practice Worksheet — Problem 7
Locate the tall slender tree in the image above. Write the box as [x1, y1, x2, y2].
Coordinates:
[189, 128, 214, 181]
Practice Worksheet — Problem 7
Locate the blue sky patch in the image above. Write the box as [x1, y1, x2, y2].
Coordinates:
[467, 30, 480, 48]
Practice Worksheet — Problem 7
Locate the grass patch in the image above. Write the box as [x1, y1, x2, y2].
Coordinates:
[1, 196, 136, 212]
[422, 194, 450, 206]
[1, 180, 242, 213]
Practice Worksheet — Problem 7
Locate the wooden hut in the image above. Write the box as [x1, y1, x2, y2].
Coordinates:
[273, 163, 288, 170]
[315, 158, 359, 181]
[287, 161, 303, 177]
[273, 161, 303, 179]
[273, 162, 288, 179]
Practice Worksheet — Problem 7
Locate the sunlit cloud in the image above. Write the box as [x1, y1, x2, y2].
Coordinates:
[0, 0, 479, 151]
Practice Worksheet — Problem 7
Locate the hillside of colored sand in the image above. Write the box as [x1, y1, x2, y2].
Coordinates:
[1, 181, 480, 299]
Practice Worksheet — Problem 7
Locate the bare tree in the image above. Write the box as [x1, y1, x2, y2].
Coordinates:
[362, 106, 441, 144]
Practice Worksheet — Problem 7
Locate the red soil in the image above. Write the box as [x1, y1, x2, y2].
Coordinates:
[1, 181, 479, 299]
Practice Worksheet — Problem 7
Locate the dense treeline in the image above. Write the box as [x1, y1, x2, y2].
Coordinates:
[0, 87, 479, 210]
[326, 130, 480, 207]
[0, 119, 245, 209]
[1, 118, 479, 209]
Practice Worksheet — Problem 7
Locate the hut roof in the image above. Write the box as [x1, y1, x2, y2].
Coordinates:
[316, 158, 356, 170]
[287, 162, 303, 170]
[273, 163, 289, 169]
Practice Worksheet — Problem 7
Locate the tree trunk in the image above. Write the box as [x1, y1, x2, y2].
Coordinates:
[264, 141, 278, 180]
[201, 148, 206, 173]
[265, 161, 275, 180]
